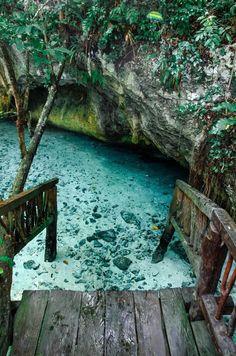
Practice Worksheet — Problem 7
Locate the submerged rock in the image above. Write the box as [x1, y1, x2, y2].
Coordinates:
[93, 240, 103, 248]
[23, 260, 40, 270]
[87, 229, 116, 243]
[120, 211, 140, 228]
[113, 256, 132, 271]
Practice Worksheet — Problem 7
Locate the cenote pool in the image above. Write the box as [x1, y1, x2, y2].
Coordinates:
[0, 121, 195, 299]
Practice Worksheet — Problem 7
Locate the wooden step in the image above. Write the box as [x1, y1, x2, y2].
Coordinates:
[10, 289, 219, 356]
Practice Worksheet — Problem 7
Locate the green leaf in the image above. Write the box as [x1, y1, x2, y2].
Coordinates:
[0, 268, 4, 275]
[147, 11, 163, 22]
[15, 38, 25, 52]
[210, 117, 236, 135]
[0, 256, 15, 267]
[212, 102, 236, 113]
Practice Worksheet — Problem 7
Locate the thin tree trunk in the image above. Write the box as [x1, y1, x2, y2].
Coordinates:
[0, 43, 27, 158]
[10, 86, 57, 195]
[0, 226, 14, 355]
[10, 61, 65, 196]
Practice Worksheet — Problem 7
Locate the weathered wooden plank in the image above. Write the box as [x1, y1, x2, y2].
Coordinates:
[200, 294, 236, 356]
[212, 209, 236, 261]
[191, 320, 219, 356]
[190, 204, 197, 247]
[0, 178, 58, 215]
[14, 216, 54, 256]
[171, 217, 200, 276]
[180, 287, 196, 310]
[45, 187, 57, 262]
[134, 291, 169, 356]
[193, 210, 208, 253]
[160, 288, 198, 356]
[11, 291, 49, 356]
[176, 180, 219, 219]
[175, 187, 184, 224]
[196, 222, 227, 297]
[36, 290, 81, 355]
[181, 195, 191, 239]
[74, 292, 105, 356]
[152, 187, 178, 263]
[105, 291, 137, 356]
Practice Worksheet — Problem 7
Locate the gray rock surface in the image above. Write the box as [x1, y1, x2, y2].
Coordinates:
[113, 256, 132, 271]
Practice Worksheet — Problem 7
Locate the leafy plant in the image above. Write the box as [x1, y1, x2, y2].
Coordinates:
[0, 255, 15, 275]
[208, 118, 236, 174]
[212, 102, 236, 113]
[154, 41, 203, 91]
[0, 256, 15, 267]
[195, 15, 231, 50]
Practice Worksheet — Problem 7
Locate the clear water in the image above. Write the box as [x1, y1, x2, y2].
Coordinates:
[0, 120, 195, 299]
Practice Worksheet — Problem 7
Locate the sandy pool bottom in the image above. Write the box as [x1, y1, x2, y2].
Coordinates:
[0, 121, 195, 300]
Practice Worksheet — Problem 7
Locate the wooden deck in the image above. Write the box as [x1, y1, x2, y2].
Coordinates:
[9, 288, 218, 356]
[2, 179, 236, 355]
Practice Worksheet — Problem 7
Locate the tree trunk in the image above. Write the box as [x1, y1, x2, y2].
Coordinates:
[9, 56, 65, 196]
[16, 105, 27, 159]
[0, 42, 27, 159]
[10, 85, 58, 196]
[0, 228, 14, 355]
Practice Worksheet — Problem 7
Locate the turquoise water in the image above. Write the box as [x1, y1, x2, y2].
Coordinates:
[0, 121, 194, 298]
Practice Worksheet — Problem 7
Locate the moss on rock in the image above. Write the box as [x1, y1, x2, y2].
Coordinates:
[29, 85, 105, 140]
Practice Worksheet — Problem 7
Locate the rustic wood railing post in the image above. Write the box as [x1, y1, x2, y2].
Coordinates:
[189, 221, 227, 320]
[0, 228, 14, 355]
[45, 186, 57, 262]
[197, 221, 227, 295]
[152, 187, 178, 263]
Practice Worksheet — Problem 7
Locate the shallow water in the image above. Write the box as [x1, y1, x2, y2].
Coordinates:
[0, 121, 195, 299]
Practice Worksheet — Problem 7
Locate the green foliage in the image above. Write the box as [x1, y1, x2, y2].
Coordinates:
[0, 254, 15, 275]
[0, 0, 75, 87]
[154, 41, 203, 91]
[67, 0, 162, 58]
[158, 0, 235, 38]
[148, 0, 235, 92]
[212, 102, 236, 113]
[208, 120, 236, 174]
[0, 256, 15, 267]
[159, 0, 206, 36]
[210, 117, 236, 135]
[78, 69, 105, 87]
[195, 15, 231, 50]
[147, 11, 163, 22]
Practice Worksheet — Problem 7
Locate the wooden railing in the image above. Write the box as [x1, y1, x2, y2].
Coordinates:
[199, 208, 236, 355]
[153, 179, 236, 355]
[152, 179, 219, 275]
[0, 178, 58, 262]
[0, 178, 58, 354]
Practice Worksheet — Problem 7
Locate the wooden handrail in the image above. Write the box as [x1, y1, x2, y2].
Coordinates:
[159, 180, 236, 353]
[0, 178, 59, 216]
[0, 178, 59, 354]
[176, 180, 218, 219]
[212, 208, 236, 260]
[0, 177, 58, 261]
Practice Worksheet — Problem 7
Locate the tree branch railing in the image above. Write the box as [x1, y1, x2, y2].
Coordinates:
[152, 179, 236, 355]
[152, 179, 219, 275]
[0, 178, 58, 354]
